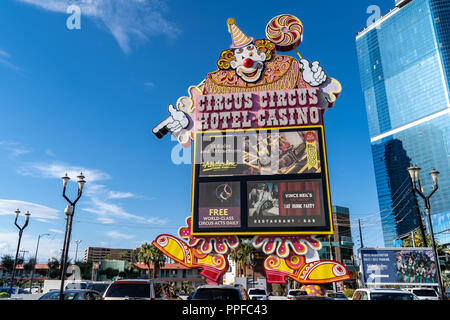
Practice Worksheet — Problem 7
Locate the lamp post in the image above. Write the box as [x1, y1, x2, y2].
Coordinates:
[407, 165, 444, 298]
[30, 233, 50, 292]
[9, 209, 31, 295]
[59, 172, 85, 301]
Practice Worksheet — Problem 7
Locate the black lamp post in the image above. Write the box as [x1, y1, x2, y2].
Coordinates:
[9, 209, 30, 295]
[59, 172, 85, 301]
[407, 165, 444, 298]
[29, 233, 50, 293]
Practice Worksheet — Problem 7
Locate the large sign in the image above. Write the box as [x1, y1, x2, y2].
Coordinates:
[153, 15, 342, 237]
[360, 248, 439, 286]
[151, 14, 349, 286]
[191, 126, 332, 235]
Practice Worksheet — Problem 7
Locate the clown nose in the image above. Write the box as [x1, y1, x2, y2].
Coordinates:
[243, 58, 254, 68]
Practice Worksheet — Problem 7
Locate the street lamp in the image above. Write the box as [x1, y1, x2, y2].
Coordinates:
[29, 233, 50, 292]
[9, 209, 31, 295]
[59, 172, 85, 301]
[408, 165, 444, 298]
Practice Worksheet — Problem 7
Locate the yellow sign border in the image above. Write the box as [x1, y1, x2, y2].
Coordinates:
[191, 125, 334, 236]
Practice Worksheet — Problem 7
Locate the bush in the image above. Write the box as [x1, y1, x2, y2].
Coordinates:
[343, 288, 355, 298]
[0, 292, 10, 298]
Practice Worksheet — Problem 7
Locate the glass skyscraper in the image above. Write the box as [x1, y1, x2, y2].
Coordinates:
[356, 0, 450, 247]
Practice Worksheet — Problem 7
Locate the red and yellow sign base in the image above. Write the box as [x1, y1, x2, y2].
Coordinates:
[153, 217, 350, 285]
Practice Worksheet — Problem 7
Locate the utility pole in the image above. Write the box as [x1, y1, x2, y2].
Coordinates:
[358, 219, 364, 248]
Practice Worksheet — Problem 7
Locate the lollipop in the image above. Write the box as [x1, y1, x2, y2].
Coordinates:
[266, 14, 303, 53]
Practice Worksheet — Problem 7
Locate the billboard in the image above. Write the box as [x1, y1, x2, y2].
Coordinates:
[360, 248, 439, 286]
[191, 126, 332, 235]
[198, 129, 321, 177]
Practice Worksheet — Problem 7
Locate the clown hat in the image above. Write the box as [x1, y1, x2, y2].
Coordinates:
[227, 18, 253, 49]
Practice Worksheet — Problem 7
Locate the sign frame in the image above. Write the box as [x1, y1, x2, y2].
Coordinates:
[359, 247, 440, 287]
[190, 125, 333, 236]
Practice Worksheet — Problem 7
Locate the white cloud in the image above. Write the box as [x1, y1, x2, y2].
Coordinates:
[0, 231, 63, 263]
[49, 228, 65, 234]
[18, 161, 111, 182]
[16, 162, 168, 227]
[106, 230, 135, 240]
[0, 199, 59, 221]
[97, 217, 115, 224]
[0, 49, 10, 58]
[16, 0, 181, 53]
[106, 190, 135, 200]
[0, 141, 31, 157]
[0, 49, 21, 72]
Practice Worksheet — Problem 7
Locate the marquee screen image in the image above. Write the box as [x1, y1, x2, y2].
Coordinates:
[192, 126, 332, 235]
[197, 129, 322, 177]
[197, 181, 241, 229]
[247, 179, 326, 228]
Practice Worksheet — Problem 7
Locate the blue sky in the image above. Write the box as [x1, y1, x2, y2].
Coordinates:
[0, 0, 393, 263]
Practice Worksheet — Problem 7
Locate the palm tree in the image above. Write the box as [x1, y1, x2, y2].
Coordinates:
[229, 248, 241, 277]
[137, 243, 166, 279]
[238, 241, 253, 277]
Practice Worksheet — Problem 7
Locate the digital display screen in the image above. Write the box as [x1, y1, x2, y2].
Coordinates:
[191, 126, 332, 235]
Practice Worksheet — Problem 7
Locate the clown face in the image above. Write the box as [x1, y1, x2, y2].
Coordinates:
[230, 43, 266, 83]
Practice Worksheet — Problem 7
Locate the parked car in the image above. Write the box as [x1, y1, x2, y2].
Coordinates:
[102, 279, 179, 300]
[247, 288, 269, 300]
[408, 288, 440, 300]
[352, 288, 419, 300]
[327, 292, 349, 300]
[87, 281, 112, 296]
[189, 285, 248, 300]
[293, 295, 334, 300]
[287, 289, 307, 300]
[39, 289, 102, 300]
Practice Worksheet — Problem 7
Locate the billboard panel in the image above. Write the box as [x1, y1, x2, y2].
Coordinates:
[191, 126, 332, 235]
[247, 179, 326, 228]
[360, 248, 439, 286]
[198, 181, 241, 229]
[198, 129, 321, 177]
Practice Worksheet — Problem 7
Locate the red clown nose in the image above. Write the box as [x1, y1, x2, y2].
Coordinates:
[243, 58, 254, 68]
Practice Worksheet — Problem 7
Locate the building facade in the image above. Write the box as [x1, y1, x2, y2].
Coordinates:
[84, 247, 137, 264]
[356, 0, 450, 246]
[319, 206, 357, 283]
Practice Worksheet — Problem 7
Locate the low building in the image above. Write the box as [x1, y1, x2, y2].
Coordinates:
[131, 263, 205, 289]
[318, 205, 357, 288]
[84, 247, 137, 264]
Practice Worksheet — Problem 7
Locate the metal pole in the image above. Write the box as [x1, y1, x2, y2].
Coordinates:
[30, 235, 41, 293]
[358, 219, 364, 248]
[9, 211, 30, 295]
[59, 211, 74, 300]
[9, 230, 23, 295]
[411, 231, 416, 248]
[424, 202, 445, 298]
[409, 176, 428, 247]
[59, 214, 71, 296]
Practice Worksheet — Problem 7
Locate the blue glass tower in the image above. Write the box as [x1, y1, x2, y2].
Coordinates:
[356, 0, 450, 247]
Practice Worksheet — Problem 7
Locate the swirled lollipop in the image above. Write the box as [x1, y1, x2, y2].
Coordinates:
[266, 14, 303, 53]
